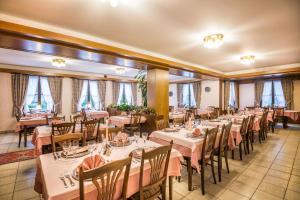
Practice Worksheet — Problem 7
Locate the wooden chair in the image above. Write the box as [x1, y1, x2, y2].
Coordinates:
[70, 114, 84, 124]
[268, 110, 276, 133]
[124, 112, 142, 136]
[246, 115, 255, 153]
[99, 127, 122, 141]
[274, 107, 287, 128]
[52, 122, 75, 135]
[214, 123, 232, 182]
[155, 115, 165, 130]
[79, 154, 132, 200]
[199, 126, 219, 195]
[232, 117, 249, 160]
[81, 119, 100, 142]
[133, 141, 173, 200]
[81, 108, 87, 121]
[172, 117, 185, 126]
[51, 132, 84, 152]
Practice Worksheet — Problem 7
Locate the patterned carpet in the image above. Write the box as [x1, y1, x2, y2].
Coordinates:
[0, 149, 39, 165]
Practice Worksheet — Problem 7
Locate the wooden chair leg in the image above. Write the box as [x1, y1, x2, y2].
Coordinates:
[231, 150, 234, 159]
[161, 180, 167, 200]
[186, 157, 193, 191]
[18, 131, 22, 147]
[200, 161, 205, 195]
[243, 140, 248, 155]
[24, 132, 27, 147]
[224, 149, 230, 173]
[239, 143, 243, 160]
[211, 157, 217, 184]
[168, 177, 173, 200]
[218, 155, 222, 182]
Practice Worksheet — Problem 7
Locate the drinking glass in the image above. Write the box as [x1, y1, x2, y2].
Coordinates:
[88, 141, 96, 156]
[62, 141, 71, 158]
[134, 132, 140, 144]
[142, 132, 148, 143]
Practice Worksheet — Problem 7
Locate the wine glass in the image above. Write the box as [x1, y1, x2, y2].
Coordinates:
[142, 132, 148, 144]
[62, 141, 71, 158]
[134, 132, 140, 144]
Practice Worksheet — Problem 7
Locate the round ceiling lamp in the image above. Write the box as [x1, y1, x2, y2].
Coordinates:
[114, 67, 127, 74]
[240, 55, 255, 65]
[101, 0, 127, 7]
[51, 58, 66, 68]
[203, 33, 224, 49]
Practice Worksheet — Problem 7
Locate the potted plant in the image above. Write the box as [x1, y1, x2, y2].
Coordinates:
[134, 70, 147, 107]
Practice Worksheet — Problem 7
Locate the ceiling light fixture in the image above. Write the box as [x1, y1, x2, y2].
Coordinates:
[51, 58, 66, 68]
[114, 67, 127, 74]
[203, 33, 224, 49]
[101, 0, 127, 7]
[240, 55, 255, 65]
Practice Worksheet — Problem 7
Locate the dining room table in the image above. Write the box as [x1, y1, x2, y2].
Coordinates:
[149, 119, 242, 191]
[85, 110, 109, 119]
[15, 116, 48, 133]
[32, 124, 111, 154]
[108, 115, 147, 127]
[34, 139, 182, 200]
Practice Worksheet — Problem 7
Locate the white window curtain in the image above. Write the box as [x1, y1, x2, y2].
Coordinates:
[182, 84, 196, 107]
[40, 77, 54, 111]
[261, 81, 272, 107]
[78, 80, 88, 111]
[23, 76, 39, 113]
[89, 81, 100, 110]
[124, 83, 133, 105]
[117, 83, 133, 105]
[274, 80, 286, 107]
[229, 82, 236, 107]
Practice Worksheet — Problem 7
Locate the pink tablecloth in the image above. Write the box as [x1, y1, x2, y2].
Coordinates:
[86, 111, 109, 119]
[34, 140, 182, 200]
[149, 125, 240, 171]
[15, 118, 47, 132]
[284, 110, 300, 121]
[109, 115, 146, 127]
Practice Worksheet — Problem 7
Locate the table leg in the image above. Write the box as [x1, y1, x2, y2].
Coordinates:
[185, 157, 193, 191]
[169, 176, 173, 200]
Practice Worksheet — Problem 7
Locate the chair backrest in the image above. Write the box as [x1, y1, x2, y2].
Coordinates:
[173, 117, 184, 126]
[79, 155, 132, 200]
[81, 108, 87, 121]
[81, 119, 100, 141]
[52, 122, 75, 135]
[99, 127, 122, 141]
[247, 115, 256, 132]
[71, 114, 84, 124]
[129, 112, 142, 126]
[220, 122, 232, 150]
[155, 115, 165, 130]
[240, 117, 249, 136]
[169, 106, 174, 112]
[139, 141, 173, 200]
[202, 126, 219, 160]
[51, 132, 84, 152]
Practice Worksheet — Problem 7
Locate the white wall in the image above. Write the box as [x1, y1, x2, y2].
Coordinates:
[200, 80, 220, 109]
[239, 83, 255, 109]
[169, 84, 177, 107]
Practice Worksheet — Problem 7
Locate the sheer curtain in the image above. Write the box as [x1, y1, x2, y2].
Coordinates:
[177, 83, 184, 107]
[192, 82, 201, 108]
[182, 84, 196, 107]
[261, 81, 272, 107]
[125, 83, 133, 105]
[274, 80, 286, 107]
[40, 77, 54, 111]
[89, 81, 100, 110]
[23, 76, 39, 113]
[78, 80, 88, 111]
[229, 82, 236, 107]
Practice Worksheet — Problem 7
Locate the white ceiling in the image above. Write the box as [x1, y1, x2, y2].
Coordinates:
[0, 48, 193, 81]
[0, 0, 300, 73]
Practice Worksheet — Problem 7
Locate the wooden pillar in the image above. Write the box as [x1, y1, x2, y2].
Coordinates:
[147, 68, 169, 125]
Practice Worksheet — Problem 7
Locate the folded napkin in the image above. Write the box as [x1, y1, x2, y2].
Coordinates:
[192, 128, 201, 137]
[77, 155, 106, 171]
[113, 132, 129, 143]
[67, 146, 88, 156]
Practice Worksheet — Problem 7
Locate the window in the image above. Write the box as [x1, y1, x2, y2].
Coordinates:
[118, 83, 133, 105]
[229, 82, 236, 107]
[79, 80, 100, 111]
[182, 84, 196, 107]
[261, 80, 286, 107]
[23, 76, 54, 113]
